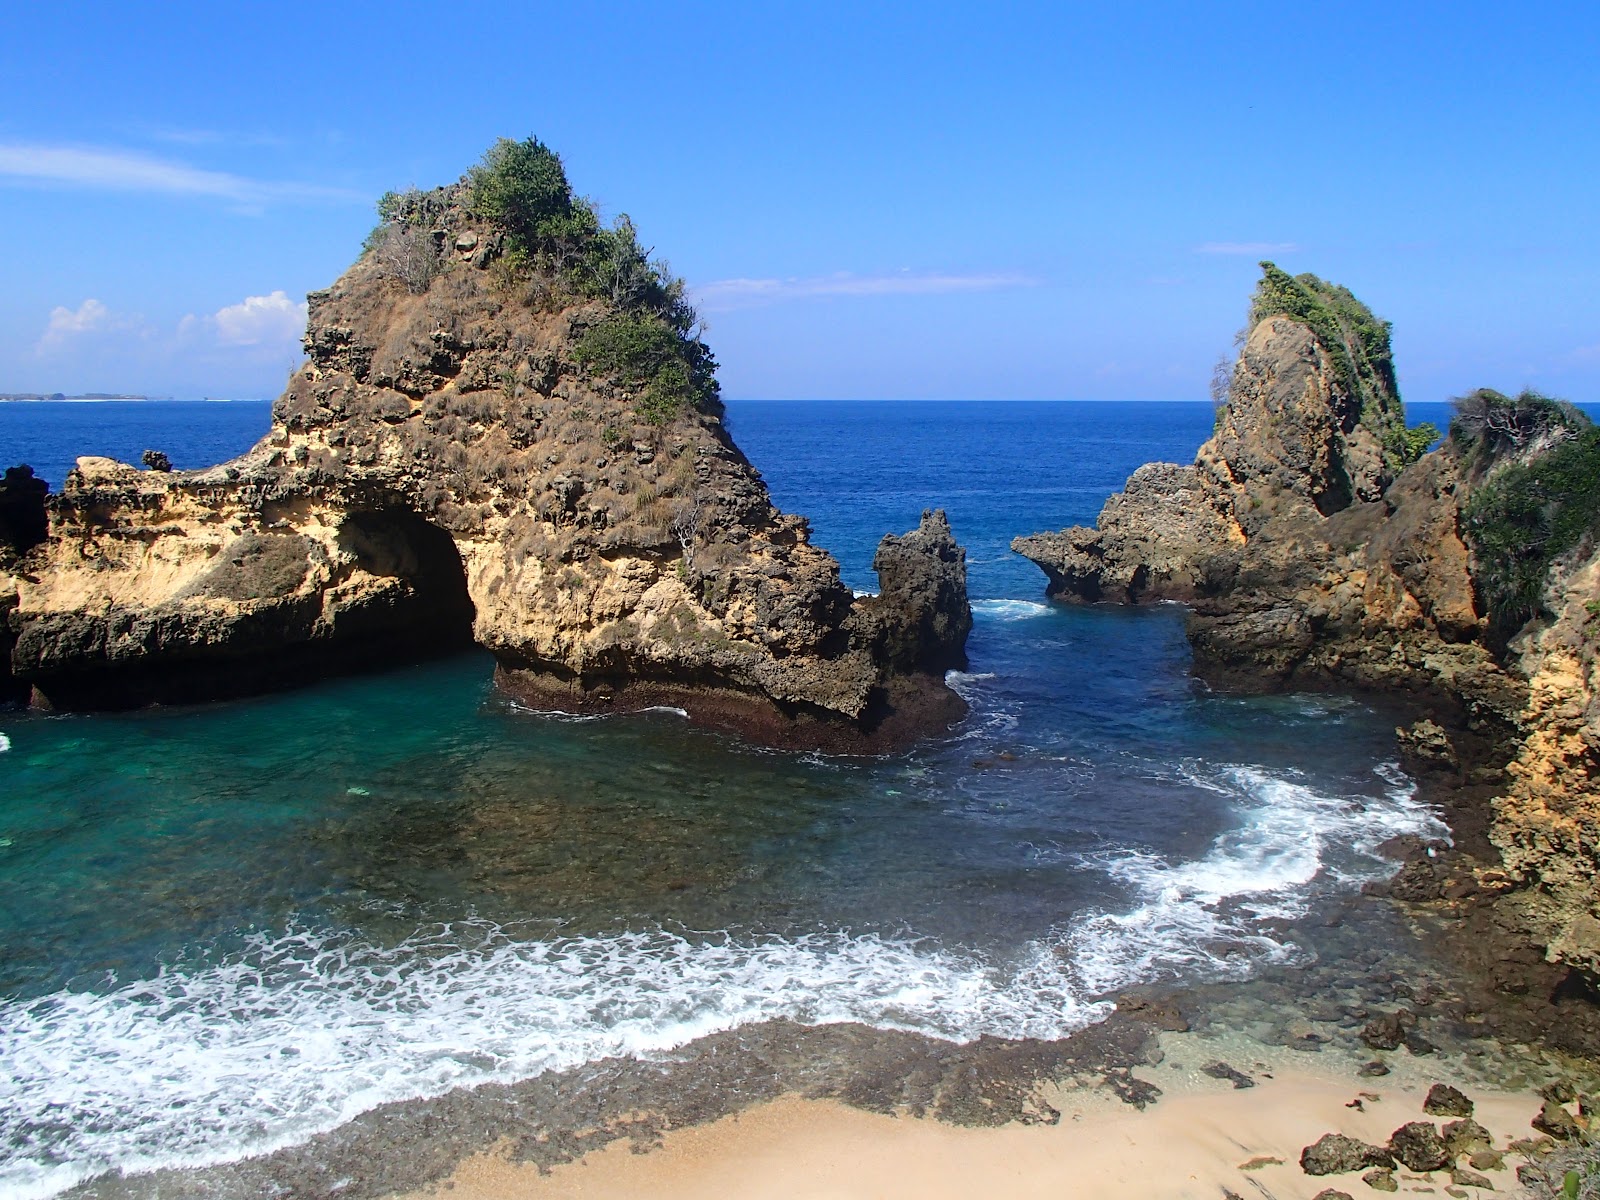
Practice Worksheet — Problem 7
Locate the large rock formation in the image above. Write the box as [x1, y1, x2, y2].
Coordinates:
[1014, 264, 1600, 986]
[0, 142, 971, 750]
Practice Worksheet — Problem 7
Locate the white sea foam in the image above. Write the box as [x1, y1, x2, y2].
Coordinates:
[0, 924, 1109, 1199]
[0, 753, 1443, 1198]
[1061, 763, 1446, 995]
[0, 731, 9, 753]
[971, 598, 1053, 621]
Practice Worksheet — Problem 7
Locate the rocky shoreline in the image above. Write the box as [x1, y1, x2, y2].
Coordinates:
[1015, 263, 1600, 1016]
[49, 866, 1599, 1199]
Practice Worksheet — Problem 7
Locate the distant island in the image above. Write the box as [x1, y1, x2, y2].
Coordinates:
[0, 392, 158, 402]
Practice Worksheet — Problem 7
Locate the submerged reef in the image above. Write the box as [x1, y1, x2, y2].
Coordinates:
[1016, 263, 1600, 995]
[0, 138, 970, 750]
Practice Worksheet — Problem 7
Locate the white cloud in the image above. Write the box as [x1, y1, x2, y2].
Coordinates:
[1193, 241, 1300, 256]
[38, 298, 111, 349]
[37, 291, 306, 383]
[208, 291, 308, 346]
[0, 142, 362, 206]
[695, 269, 1038, 311]
[36, 298, 152, 353]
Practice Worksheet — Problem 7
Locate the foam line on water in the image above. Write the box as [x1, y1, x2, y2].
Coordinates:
[971, 598, 1054, 621]
[1061, 763, 1446, 995]
[0, 758, 1441, 1198]
[0, 731, 9, 753]
[0, 924, 1109, 1199]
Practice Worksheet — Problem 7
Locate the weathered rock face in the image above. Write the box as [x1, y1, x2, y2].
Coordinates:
[1012, 269, 1411, 609]
[1, 181, 971, 749]
[1014, 265, 1600, 986]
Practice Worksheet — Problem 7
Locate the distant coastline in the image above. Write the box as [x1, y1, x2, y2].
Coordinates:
[0, 394, 265, 403]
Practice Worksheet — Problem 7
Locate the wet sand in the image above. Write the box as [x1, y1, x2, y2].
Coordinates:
[399, 1035, 1551, 1200]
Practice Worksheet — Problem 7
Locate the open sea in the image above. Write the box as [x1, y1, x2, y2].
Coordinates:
[0, 398, 1472, 1197]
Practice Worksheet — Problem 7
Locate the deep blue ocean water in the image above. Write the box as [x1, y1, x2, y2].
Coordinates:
[0, 398, 1483, 1196]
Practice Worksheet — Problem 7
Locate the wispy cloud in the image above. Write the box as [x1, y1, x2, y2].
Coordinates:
[695, 269, 1038, 311]
[135, 125, 291, 149]
[0, 142, 362, 206]
[38, 292, 306, 362]
[36, 298, 151, 352]
[1193, 241, 1300, 256]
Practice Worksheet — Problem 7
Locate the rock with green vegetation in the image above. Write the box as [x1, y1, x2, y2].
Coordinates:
[1453, 390, 1600, 639]
[1013, 262, 1436, 607]
[0, 137, 971, 750]
[1014, 260, 1600, 1015]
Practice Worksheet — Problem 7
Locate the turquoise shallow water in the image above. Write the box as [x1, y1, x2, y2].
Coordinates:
[0, 400, 1455, 1196]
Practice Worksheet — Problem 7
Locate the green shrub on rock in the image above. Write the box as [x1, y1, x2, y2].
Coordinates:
[1249, 262, 1419, 470]
[1457, 391, 1600, 637]
[465, 136, 719, 426]
[574, 313, 720, 426]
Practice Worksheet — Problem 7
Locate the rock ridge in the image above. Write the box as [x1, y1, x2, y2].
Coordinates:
[0, 143, 972, 750]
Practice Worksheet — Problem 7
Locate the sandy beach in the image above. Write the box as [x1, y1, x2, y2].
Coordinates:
[398, 1033, 1561, 1200]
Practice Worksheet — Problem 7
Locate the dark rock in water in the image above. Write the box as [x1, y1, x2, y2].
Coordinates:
[863, 508, 971, 672]
[1300, 1133, 1395, 1176]
[1441, 1117, 1491, 1156]
[1532, 1098, 1582, 1141]
[1362, 1167, 1399, 1192]
[1396, 717, 1461, 774]
[1360, 1011, 1415, 1051]
[1358, 1060, 1391, 1078]
[1388, 1121, 1451, 1171]
[1200, 1061, 1255, 1089]
[1425, 1083, 1474, 1117]
[140, 449, 172, 472]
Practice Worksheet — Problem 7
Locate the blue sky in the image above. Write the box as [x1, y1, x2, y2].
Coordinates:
[1, 1, 1595, 402]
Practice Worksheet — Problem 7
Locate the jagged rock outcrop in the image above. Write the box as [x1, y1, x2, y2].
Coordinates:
[1013, 265, 1415, 609]
[0, 148, 971, 750]
[1014, 264, 1600, 986]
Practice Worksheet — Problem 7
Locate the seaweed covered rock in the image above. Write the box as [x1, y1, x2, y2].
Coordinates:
[0, 138, 971, 749]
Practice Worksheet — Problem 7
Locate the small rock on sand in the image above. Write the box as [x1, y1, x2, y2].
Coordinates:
[1300, 1133, 1395, 1176]
[1450, 1166, 1494, 1189]
[1424, 1084, 1474, 1117]
[1532, 1098, 1582, 1141]
[1363, 1167, 1399, 1191]
[1201, 1061, 1255, 1089]
[1389, 1121, 1451, 1172]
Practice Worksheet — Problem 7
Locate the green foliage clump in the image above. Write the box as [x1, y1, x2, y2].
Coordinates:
[1460, 397, 1600, 637]
[574, 313, 720, 426]
[1249, 262, 1415, 471]
[1449, 387, 1589, 473]
[1400, 422, 1441, 466]
[467, 136, 716, 425]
